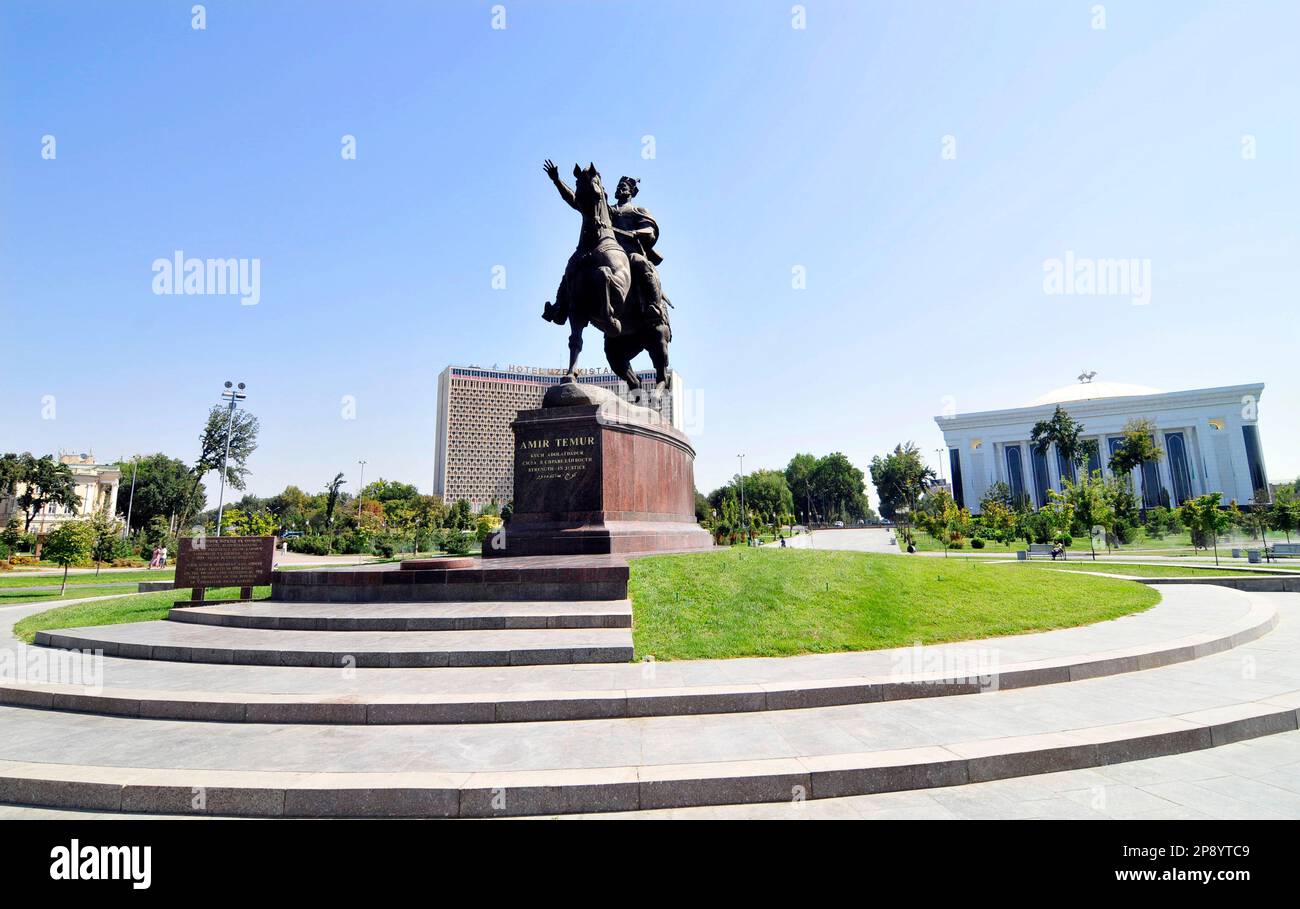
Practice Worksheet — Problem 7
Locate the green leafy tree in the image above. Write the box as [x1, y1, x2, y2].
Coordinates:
[1269, 488, 1300, 543]
[1031, 406, 1086, 485]
[44, 520, 96, 593]
[448, 499, 474, 530]
[1059, 469, 1116, 560]
[88, 510, 122, 575]
[7, 453, 81, 532]
[916, 488, 969, 557]
[221, 508, 276, 537]
[323, 472, 347, 528]
[979, 500, 1018, 545]
[115, 454, 205, 533]
[1180, 493, 1232, 566]
[2, 517, 23, 561]
[181, 405, 260, 529]
[980, 481, 1014, 513]
[742, 469, 795, 529]
[869, 443, 936, 522]
[784, 453, 818, 525]
[1108, 418, 1164, 514]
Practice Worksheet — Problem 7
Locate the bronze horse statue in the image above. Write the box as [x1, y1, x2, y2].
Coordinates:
[542, 161, 672, 398]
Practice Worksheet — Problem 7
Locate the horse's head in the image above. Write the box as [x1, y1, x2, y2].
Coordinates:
[572, 162, 608, 216]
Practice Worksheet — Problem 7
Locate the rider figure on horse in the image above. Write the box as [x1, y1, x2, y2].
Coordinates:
[541, 160, 667, 332]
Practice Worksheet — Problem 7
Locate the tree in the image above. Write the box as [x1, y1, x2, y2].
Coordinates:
[980, 481, 1014, 513]
[88, 511, 122, 575]
[267, 485, 311, 530]
[2, 517, 23, 561]
[1108, 418, 1164, 514]
[784, 453, 818, 525]
[324, 472, 347, 527]
[1180, 493, 1232, 566]
[6, 453, 81, 533]
[448, 499, 474, 530]
[869, 443, 935, 522]
[114, 454, 205, 533]
[1041, 490, 1076, 547]
[694, 490, 710, 525]
[180, 405, 260, 529]
[1269, 488, 1300, 543]
[810, 453, 870, 523]
[978, 500, 1018, 545]
[221, 508, 276, 537]
[44, 521, 96, 594]
[1031, 406, 1086, 485]
[1059, 469, 1116, 560]
[0, 453, 24, 501]
[742, 469, 794, 529]
[916, 488, 968, 557]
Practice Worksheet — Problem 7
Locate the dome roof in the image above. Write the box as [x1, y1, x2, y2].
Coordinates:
[1025, 381, 1163, 407]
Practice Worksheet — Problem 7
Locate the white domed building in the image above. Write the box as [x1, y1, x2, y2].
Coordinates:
[934, 378, 1269, 514]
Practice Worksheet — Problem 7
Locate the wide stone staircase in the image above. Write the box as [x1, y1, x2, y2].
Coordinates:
[2, 557, 1298, 817]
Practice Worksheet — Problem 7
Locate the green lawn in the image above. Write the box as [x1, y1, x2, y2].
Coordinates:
[629, 549, 1158, 660]
[12, 585, 272, 644]
[1, 585, 139, 609]
[0, 569, 174, 589]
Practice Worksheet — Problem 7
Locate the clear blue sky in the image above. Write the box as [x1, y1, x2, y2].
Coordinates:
[3, 1, 1297, 503]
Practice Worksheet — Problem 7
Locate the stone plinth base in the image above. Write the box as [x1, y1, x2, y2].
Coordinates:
[485, 382, 712, 559]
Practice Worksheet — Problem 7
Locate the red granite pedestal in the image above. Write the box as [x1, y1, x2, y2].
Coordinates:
[484, 381, 713, 558]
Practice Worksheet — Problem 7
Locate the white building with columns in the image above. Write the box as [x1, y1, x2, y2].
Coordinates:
[934, 380, 1269, 514]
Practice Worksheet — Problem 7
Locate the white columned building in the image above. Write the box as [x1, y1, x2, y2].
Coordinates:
[934, 380, 1269, 514]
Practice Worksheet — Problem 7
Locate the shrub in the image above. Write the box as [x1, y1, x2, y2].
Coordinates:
[443, 531, 473, 556]
[288, 534, 335, 556]
[970, 537, 985, 549]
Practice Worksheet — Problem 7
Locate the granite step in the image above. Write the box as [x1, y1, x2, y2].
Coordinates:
[167, 599, 633, 631]
[34, 622, 634, 667]
[0, 690, 1295, 818]
[271, 555, 630, 603]
[6, 590, 1279, 725]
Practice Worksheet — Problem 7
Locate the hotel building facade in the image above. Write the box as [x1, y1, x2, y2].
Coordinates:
[935, 380, 1269, 515]
[435, 364, 683, 511]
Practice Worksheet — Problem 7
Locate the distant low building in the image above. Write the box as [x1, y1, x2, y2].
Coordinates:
[935, 380, 1269, 514]
[0, 452, 122, 532]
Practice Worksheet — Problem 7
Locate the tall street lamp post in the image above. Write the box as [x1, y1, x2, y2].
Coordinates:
[215, 381, 247, 537]
[737, 453, 746, 545]
[122, 457, 139, 539]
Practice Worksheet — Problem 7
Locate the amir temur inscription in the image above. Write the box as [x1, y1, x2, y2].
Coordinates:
[519, 435, 596, 482]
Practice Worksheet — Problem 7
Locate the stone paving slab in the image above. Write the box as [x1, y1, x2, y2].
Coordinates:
[34, 623, 634, 667]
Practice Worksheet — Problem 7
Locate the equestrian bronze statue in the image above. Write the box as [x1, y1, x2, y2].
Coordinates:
[541, 159, 673, 397]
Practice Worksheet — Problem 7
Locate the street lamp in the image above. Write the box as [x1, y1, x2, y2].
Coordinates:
[737, 453, 746, 545]
[215, 381, 247, 537]
[357, 460, 367, 521]
[935, 448, 946, 483]
[122, 457, 139, 539]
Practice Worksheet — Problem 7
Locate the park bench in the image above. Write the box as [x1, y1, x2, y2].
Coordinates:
[1267, 543, 1300, 559]
[1027, 543, 1055, 559]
